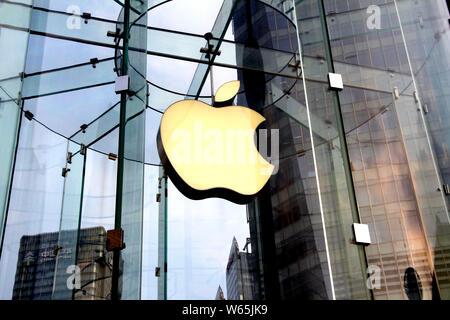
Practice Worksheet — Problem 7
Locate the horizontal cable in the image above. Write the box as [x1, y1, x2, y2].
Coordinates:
[24, 57, 115, 78]
[21, 81, 116, 100]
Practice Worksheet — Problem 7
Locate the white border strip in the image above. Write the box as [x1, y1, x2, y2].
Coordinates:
[291, 0, 336, 300]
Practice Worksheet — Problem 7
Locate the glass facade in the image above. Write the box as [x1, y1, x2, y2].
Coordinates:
[0, 0, 448, 300]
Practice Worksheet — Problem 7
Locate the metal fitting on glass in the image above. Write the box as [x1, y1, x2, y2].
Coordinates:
[80, 144, 86, 156]
[393, 86, 400, 99]
[81, 12, 91, 24]
[61, 168, 70, 177]
[115, 75, 130, 94]
[90, 58, 99, 68]
[108, 153, 117, 161]
[24, 110, 34, 121]
[328, 72, 344, 90]
[353, 223, 371, 245]
[80, 124, 88, 133]
[66, 152, 72, 164]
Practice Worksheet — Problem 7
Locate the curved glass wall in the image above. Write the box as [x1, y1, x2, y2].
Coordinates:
[0, 0, 449, 300]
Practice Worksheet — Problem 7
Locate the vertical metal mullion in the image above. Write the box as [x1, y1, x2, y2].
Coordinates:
[51, 139, 71, 299]
[317, 0, 372, 300]
[112, 0, 131, 301]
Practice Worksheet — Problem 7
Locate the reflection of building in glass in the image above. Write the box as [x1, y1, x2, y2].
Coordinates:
[225, 237, 259, 300]
[215, 285, 225, 300]
[233, 0, 330, 300]
[13, 227, 113, 300]
[318, 0, 450, 300]
[233, 0, 450, 300]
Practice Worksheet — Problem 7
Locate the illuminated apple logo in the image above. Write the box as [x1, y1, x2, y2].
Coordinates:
[157, 81, 274, 204]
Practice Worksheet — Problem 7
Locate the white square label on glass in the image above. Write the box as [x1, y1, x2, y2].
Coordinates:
[353, 223, 371, 245]
[328, 72, 344, 90]
[115, 75, 129, 94]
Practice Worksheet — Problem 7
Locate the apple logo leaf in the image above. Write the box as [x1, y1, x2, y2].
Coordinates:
[213, 80, 240, 107]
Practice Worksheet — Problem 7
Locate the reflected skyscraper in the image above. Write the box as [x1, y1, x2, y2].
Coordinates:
[215, 285, 225, 300]
[225, 237, 259, 300]
[233, 0, 450, 300]
[13, 227, 114, 300]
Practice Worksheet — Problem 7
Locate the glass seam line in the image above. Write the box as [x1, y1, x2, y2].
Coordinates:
[292, 0, 336, 300]
[51, 139, 70, 299]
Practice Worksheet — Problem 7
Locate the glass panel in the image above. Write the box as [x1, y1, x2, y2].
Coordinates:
[30, 5, 119, 47]
[0, 118, 67, 299]
[0, 1, 33, 30]
[166, 182, 248, 299]
[52, 142, 86, 300]
[146, 28, 297, 78]
[25, 35, 115, 75]
[25, 84, 118, 138]
[0, 0, 32, 265]
[1, 0, 448, 302]
[77, 148, 118, 300]
[34, 0, 123, 21]
[321, 0, 450, 299]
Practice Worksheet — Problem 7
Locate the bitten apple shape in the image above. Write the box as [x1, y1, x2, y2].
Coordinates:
[157, 81, 274, 204]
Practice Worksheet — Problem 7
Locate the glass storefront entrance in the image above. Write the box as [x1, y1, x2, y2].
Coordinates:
[0, 0, 449, 300]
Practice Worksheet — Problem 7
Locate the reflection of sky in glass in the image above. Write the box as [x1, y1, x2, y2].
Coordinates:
[0, 0, 249, 300]
[144, 0, 248, 300]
